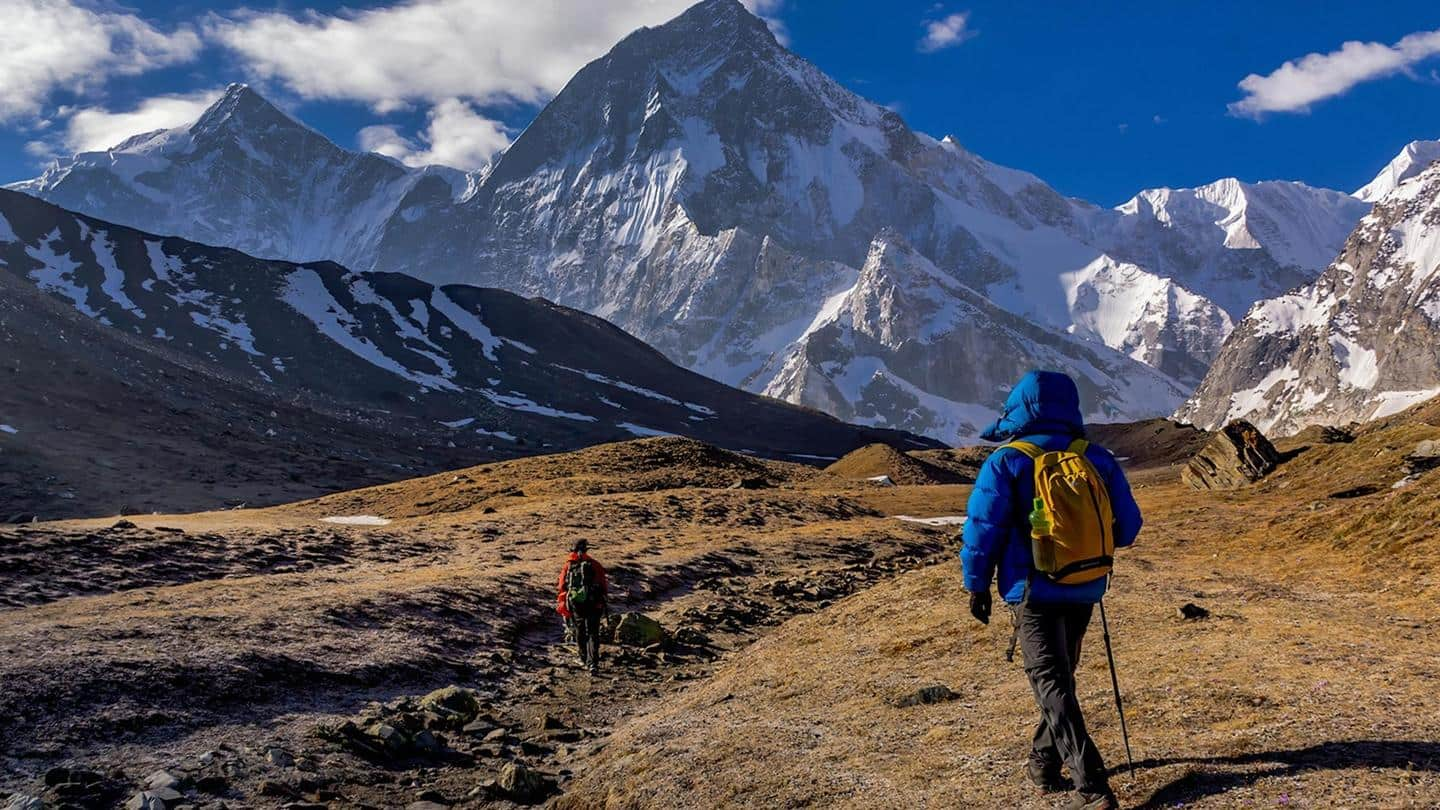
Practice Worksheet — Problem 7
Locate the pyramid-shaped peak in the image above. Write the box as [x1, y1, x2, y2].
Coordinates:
[642, 0, 778, 48]
[192, 83, 305, 137]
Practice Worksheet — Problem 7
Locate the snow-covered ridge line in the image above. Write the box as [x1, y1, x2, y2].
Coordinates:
[1, 186, 938, 459]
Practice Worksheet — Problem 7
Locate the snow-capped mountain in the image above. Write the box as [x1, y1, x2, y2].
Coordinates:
[1354, 139, 1440, 203]
[1098, 178, 1370, 317]
[0, 187, 933, 458]
[8, 0, 1385, 440]
[9, 84, 473, 268]
[1178, 159, 1440, 434]
[752, 234, 1190, 438]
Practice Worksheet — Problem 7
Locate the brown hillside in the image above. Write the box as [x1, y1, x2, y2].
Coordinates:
[556, 411, 1440, 809]
[289, 436, 816, 520]
[824, 443, 961, 485]
[1088, 418, 1210, 469]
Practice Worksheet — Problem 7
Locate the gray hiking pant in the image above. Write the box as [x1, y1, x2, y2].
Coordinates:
[1014, 600, 1109, 793]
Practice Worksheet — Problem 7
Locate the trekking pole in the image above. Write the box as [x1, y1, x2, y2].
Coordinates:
[1098, 598, 1135, 774]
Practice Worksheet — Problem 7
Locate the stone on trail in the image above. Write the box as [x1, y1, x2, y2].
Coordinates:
[1182, 420, 1282, 490]
[418, 685, 482, 728]
[1178, 602, 1211, 621]
[895, 684, 962, 707]
[144, 770, 181, 791]
[496, 761, 550, 803]
[5, 796, 43, 810]
[614, 613, 665, 647]
[124, 792, 166, 810]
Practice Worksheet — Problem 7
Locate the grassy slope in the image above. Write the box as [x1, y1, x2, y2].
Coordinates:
[556, 419, 1440, 808]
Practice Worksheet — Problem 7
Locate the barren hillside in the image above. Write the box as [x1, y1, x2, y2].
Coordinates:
[2, 414, 1438, 808]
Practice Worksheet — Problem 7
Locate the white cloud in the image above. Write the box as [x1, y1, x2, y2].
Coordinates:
[1231, 28, 1440, 117]
[919, 11, 975, 53]
[61, 89, 223, 153]
[0, 0, 201, 122]
[359, 99, 510, 170]
[208, 0, 787, 110]
[744, 0, 789, 46]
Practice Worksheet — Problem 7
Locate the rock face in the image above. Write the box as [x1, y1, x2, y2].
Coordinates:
[0, 187, 936, 464]
[1179, 156, 1440, 435]
[10, 1, 1371, 438]
[1182, 421, 1282, 490]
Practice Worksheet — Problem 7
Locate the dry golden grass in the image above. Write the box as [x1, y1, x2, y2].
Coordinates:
[555, 420, 1440, 809]
[5, 419, 1440, 808]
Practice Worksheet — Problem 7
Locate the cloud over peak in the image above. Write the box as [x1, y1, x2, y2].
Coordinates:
[0, 0, 201, 123]
[918, 11, 975, 53]
[1231, 27, 1440, 117]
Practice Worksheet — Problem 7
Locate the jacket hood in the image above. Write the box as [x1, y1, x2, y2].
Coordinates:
[979, 370, 1085, 442]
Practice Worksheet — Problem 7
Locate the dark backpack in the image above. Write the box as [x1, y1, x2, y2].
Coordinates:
[566, 558, 597, 611]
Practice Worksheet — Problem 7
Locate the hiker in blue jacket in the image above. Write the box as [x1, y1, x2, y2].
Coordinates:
[961, 370, 1142, 810]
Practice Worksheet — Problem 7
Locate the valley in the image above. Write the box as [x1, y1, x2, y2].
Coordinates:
[2, 400, 1439, 807]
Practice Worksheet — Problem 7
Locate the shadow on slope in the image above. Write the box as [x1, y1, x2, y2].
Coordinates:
[1132, 740, 1440, 809]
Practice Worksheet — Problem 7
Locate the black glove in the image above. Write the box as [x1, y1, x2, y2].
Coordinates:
[969, 590, 992, 625]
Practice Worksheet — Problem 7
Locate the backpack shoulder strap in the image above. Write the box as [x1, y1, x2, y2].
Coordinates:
[1002, 440, 1044, 460]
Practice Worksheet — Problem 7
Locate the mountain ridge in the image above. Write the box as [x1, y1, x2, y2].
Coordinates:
[8, 0, 1423, 441]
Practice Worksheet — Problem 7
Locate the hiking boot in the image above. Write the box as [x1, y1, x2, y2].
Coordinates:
[1065, 789, 1119, 810]
[1024, 758, 1068, 793]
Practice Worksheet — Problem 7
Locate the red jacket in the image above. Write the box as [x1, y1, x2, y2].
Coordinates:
[556, 552, 608, 618]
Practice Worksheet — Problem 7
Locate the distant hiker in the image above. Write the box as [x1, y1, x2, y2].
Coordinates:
[557, 539, 609, 674]
[960, 370, 1143, 810]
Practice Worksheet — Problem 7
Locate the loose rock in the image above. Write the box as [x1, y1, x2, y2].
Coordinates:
[895, 684, 961, 707]
[614, 613, 665, 647]
[1178, 603, 1211, 621]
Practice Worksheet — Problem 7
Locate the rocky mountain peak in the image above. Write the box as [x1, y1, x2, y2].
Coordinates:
[188, 83, 318, 147]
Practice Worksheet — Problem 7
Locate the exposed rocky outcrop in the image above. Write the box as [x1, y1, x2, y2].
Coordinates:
[1182, 421, 1282, 490]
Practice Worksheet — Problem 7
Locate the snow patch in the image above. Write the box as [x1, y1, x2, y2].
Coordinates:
[616, 422, 677, 438]
[895, 515, 965, 526]
[321, 515, 391, 526]
[480, 390, 597, 422]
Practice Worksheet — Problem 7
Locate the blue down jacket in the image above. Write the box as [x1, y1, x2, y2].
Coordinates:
[960, 371, 1143, 604]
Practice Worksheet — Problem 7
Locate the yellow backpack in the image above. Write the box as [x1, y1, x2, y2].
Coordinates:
[1004, 438, 1115, 585]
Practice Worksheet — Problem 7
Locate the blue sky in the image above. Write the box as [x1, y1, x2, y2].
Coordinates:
[3, 0, 1439, 204]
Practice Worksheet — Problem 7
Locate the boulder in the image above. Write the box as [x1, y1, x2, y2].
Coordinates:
[418, 686, 481, 728]
[1403, 440, 1440, 476]
[1182, 421, 1282, 490]
[5, 796, 43, 810]
[614, 613, 665, 647]
[496, 761, 549, 803]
